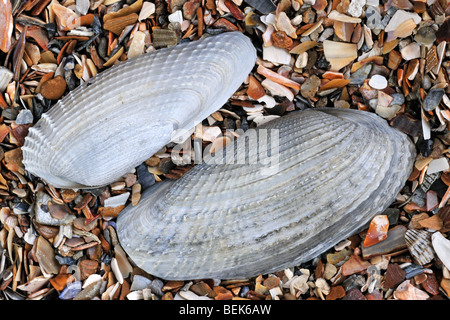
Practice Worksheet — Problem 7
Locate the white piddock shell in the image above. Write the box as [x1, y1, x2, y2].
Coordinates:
[22, 32, 256, 189]
[117, 108, 416, 280]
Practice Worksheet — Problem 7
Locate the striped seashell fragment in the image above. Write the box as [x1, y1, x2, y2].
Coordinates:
[117, 108, 415, 280]
[22, 32, 256, 189]
[405, 229, 435, 265]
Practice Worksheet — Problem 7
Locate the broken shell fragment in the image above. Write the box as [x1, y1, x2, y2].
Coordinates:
[117, 108, 415, 280]
[0, 66, 13, 92]
[423, 88, 445, 112]
[323, 40, 358, 71]
[384, 10, 421, 33]
[405, 229, 435, 266]
[431, 232, 450, 271]
[400, 42, 421, 61]
[22, 32, 256, 188]
[328, 10, 362, 23]
[363, 215, 389, 247]
[392, 19, 416, 38]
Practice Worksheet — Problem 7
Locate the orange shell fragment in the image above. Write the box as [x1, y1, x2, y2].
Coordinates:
[0, 0, 14, 53]
[363, 215, 389, 247]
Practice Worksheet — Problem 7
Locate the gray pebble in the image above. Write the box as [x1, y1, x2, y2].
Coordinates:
[15, 109, 33, 125]
[423, 88, 445, 111]
[390, 93, 405, 106]
[350, 63, 373, 85]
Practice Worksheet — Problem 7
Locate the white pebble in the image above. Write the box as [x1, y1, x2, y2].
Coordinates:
[369, 75, 388, 89]
[138, 1, 156, 21]
[427, 157, 449, 174]
[104, 192, 130, 208]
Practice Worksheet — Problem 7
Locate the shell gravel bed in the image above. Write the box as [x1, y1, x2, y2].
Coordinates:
[0, 0, 450, 302]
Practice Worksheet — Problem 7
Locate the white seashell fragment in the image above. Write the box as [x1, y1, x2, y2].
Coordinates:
[262, 45, 292, 65]
[177, 290, 213, 300]
[432, 232, 450, 271]
[23, 32, 256, 188]
[427, 157, 449, 174]
[385, 10, 422, 32]
[127, 31, 146, 59]
[261, 79, 294, 101]
[400, 42, 421, 61]
[76, 0, 90, 15]
[168, 10, 183, 25]
[369, 75, 388, 89]
[257, 95, 277, 109]
[111, 258, 124, 284]
[82, 274, 103, 288]
[252, 114, 280, 126]
[328, 10, 362, 23]
[138, 1, 156, 21]
[104, 192, 130, 208]
[347, 0, 366, 17]
[0, 67, 13, 92]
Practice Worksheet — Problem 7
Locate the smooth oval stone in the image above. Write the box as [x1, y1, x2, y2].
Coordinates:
[390, 93, 405, 106]
[423, 88, 445, 111]
[415, 26, 436, 45]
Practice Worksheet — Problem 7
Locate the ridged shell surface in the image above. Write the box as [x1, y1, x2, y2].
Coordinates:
[117, 108, 416, 280]
[22, 32, 256, 189]
[405, 229, 435, 265]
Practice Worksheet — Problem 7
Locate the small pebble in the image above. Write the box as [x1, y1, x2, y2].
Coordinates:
[423, 88, 445, 112]
[40, 76, 67, 100]
[59, 281, 82, 300]
[15, 109, 33, 125]
[368, 75, 387, 90]
[300, 75, 321, 99]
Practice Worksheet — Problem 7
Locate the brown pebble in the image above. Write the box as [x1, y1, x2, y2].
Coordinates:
[79, 259, 99, 280]
[40, 76, 67, 100]
[440, 279, 450, 296]
[314, 259, 324, 279]
[47, 202, 71, 220]
[326, 285, 346, 300]
[411, 212, 430, 229]
[365, 288, 383, 300]
[213, 286, 233, 300]
[119, 279, 130, 300]
[103, 13, 138, 36]
[422, 272, 440, 295]
[341, 254, 371, 276]
[262, 276, 280, 290]
[418, 214, 443, 230]
[342, 288, 367, 300]
[182, 0, 201, 20]
[300, 75, 321, 99]
[161, 292, 174, 300]
[271, 31, 293, 49]
[190, 281, 216, 298]
[383, 263, 406, 289]
[162, 280, 184, 291]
